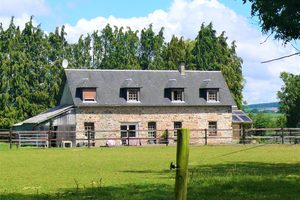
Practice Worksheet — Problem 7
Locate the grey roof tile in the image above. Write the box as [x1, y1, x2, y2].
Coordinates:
[65, 69, 236, 107]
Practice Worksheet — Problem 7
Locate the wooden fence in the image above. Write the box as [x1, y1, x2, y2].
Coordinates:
[1, 128, 300, 148]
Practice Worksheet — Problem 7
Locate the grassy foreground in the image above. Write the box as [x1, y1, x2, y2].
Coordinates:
[0, 143, 300, 199]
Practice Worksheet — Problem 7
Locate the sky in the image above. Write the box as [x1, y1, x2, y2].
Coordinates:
[1, 0, 299, 104]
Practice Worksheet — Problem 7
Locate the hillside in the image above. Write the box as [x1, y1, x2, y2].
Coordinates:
[244, 102, 279, 113]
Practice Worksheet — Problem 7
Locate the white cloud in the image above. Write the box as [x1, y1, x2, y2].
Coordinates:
[0, 0, 50, 17]
[0, 0, 49, 30]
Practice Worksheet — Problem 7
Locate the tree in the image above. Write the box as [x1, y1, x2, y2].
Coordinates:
[139, 25, 164, 70]
[192, 23, 220, 70]
[249, 113, 273, 135]
[276, 115, 287, 128]
[162, 35, 186, 70]
[0, 17, 68, 129]
[243, 0, 300, 43]
[277, 72, 300, 127]
[192, 23, 244, 108]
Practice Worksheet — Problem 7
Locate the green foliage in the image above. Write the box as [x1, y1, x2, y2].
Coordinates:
[192, 23, 244, 108]
[1, 146, 300, 199]
[0, 17, 65, 128]
[243, 0, 300, 42]
[276, 114, 287, 128]
[249, 113, 285, 129]
[0, 18, 245, 128]
[139, 25, 165, 70]
[254, 113, 273, 127]
[277, 72, 300, 127]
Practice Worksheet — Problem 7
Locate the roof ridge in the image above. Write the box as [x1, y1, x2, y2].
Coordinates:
[65, 69, 222, 73]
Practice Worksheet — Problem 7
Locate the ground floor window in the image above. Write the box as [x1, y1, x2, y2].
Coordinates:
[208, 121, 217, 136]
[174, 121, 182, 138]
[148, 122, 157, 144]
[84, 122, 95, 146]
[120, 123, 139, 145]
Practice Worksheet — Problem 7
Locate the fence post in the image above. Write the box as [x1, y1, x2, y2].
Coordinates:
[289, 130, 292, 144]
[174, 128, 190, 200]
[281, 127, 284, 144]
[242, 127, 245, 145]
[9, 130, 12, 149]
[88, 130, 91, 148]
[127, 130, 130, 146]
[204, 129, 207, 145]
[166, 129, 169, 146]
[48, 130, 51, 148]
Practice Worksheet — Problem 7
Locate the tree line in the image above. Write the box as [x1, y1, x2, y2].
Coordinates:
[0, 17, 244, 129]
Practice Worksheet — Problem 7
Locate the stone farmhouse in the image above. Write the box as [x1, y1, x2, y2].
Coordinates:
[13, 66, 251, 147]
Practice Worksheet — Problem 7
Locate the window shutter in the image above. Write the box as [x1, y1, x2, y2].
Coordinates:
[83, 89, 96, 101]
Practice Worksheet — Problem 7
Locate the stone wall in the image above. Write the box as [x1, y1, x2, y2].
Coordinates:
[75, 106, 232, 146]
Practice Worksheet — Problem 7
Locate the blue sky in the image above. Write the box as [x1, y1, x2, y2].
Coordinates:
[39, 0, 173, 31]
[38, 0, 254, 32]
[0, 0, 299, 104]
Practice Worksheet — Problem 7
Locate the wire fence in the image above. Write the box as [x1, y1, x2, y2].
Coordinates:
[1, 128, 300, 149]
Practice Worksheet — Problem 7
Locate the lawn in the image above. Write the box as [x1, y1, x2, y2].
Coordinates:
[0, 143, 300, 199]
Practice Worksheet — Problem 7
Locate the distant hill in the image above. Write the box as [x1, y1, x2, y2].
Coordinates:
[243, 102, 279, 113]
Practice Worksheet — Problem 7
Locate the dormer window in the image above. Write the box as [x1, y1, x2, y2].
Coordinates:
[83, 88, 96, 102]
[171, 89, 184, 102]
[207, 90, 219, 102]
[127, 89, 140, 102]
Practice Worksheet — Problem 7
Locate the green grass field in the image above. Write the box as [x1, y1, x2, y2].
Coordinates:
[1, 143, 300, 199]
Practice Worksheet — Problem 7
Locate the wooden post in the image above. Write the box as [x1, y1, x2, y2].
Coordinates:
[242, 127, 245, 145]
[174, 128, 190, 200]
[48, 130, 51, 148]
[204, 129, 207, 145]
[281, 127, 284, 144]
[9, 130, 12, 149]
[127, 130, 130, 146]
[88, 130, 91, 148]
[166, 129, 169, 146]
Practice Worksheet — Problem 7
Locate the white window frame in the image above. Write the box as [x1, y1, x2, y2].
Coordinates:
[148, 122, 157, 144]
[127, 89, 140, 102]
[120, 123, 139, 138]
[82, 88, 97, 103]
[171, 89, 184, 102]
[84, 122, 95, 146]
[174, 121, 182, 137]
[120, 123, 139, 145]
[207, 90, 219, 102]
[208, 121, 217, 136]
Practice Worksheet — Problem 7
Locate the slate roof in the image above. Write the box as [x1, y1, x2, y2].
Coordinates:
[65, 69, 236, 107]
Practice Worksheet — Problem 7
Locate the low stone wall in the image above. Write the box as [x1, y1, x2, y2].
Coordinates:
[75, 106, 233, 146]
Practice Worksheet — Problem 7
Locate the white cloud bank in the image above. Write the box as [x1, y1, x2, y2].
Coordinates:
[0, 0, 50, 31]
[1, 0, 299, 104]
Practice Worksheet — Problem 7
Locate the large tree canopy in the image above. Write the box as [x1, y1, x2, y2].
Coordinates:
[192, 23, 244, 108]
[277, 72, 300, 127]
[0, 18, 244, 129]
[243, 0, 300, 43]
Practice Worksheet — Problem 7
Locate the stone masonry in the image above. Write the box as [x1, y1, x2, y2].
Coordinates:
[75, 106, 232, 146]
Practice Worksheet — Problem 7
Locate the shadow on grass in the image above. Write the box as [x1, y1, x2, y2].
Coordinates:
[1, 162, 300, 200]
[188, 162, 300, 200]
